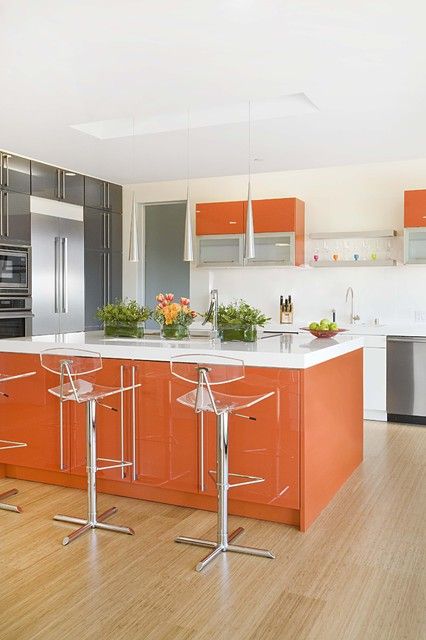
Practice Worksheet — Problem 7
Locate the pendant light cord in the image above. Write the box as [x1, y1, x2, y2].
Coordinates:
[187, 108, 190, 200]
[248, 100, 251, 183]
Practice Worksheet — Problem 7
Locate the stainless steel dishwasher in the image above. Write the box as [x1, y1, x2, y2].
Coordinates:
[387, 336, 426, 425]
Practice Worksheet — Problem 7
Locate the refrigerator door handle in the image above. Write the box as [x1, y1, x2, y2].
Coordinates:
[61, 237, 68, 313]
[0, 191, 3, 237]
[54, 236, 61, 313]
[4, 191, 9, 237]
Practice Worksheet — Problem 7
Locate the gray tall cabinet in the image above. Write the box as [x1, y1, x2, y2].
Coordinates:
[84, 177, 123, 330]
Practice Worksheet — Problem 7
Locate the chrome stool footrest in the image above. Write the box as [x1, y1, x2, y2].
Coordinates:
[208, 469, 265, 489]
[0, 439, 27, 451]
[54, 506, 135, 546]
[0, 488, 23, 514]
[96, 457, 132, 472]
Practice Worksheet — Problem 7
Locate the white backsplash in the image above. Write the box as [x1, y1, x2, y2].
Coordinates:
[190, 264, 426, 327]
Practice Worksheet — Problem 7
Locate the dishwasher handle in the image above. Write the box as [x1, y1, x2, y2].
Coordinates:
[388, 335, 426, 343]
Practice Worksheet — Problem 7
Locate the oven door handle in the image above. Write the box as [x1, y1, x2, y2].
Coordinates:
[0, 312, 34, 318]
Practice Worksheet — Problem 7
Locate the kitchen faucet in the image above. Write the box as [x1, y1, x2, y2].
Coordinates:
[345, 286, 360, 324]
[202, 289, 219, 338]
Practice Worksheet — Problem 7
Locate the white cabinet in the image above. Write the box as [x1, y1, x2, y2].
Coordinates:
[352, 334, 387, 421]
[197, 235, 244, 267]
[245, 232, 295, 266]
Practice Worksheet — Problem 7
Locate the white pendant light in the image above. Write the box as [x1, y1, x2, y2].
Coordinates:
[183, 109, 194, 262]
[128, 191, 140, 262]
[128, 117, 140, 262]
[244, 100, 255, 259]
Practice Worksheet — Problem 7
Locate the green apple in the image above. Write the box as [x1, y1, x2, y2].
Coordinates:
[320, 318, 331, 326]
[329, 322, 338, 330]
[309, 322, 319, 330]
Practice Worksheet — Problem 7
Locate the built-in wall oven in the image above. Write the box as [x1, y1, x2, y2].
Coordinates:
[0, 297, 33, 338]
[0, 245, 30, 296]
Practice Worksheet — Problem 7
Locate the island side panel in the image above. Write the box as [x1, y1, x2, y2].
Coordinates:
[299, 348, 363, 531]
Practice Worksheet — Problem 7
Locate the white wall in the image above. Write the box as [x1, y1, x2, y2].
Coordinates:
[122, 158, 426, 325]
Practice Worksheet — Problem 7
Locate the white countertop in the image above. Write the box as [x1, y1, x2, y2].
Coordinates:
[262, 321, 426, 337]
[0, 331, 364, 370]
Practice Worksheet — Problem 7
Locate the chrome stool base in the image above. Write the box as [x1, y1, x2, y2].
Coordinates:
[54, 506, 134, 546]
[0, 488, 23, 514]
[175, 526, 274, 572]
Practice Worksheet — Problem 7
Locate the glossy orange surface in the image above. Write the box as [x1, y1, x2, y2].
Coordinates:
[196, 201, 246, 235]
[0, 350, 363, 531]
[404, 189, 426, 227]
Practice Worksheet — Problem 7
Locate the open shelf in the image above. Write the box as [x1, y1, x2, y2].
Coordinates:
[309, 259, 397, 268]
[309, 229, 397, 240]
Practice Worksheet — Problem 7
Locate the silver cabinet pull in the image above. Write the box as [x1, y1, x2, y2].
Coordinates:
[54, 237, 61, 313]
[4, 154, 9, 187]
[131, 365, 137, 480]
[61, 237, 68, 313]
[198, 411, 205, 492]
[108, 183, 110, 209]
[120, 365, 125, 479]
[56, 169, 61, 199]
[62, 171, 66, 200]
[107, 212, 111, 249]
[0, 153, 3, 186]
[0, 191, 3, 237]
[103, 212, 107, 249]
[4, 191, 9, 237]
[107, 252, 111, 303]
[102, 253, 107, 306]
[103, 181, 107, 208]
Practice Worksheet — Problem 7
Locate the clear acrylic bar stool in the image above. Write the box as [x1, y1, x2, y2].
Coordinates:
[170, 353, 276, 572]
[0, 371, 36, 513]
[40, 348, 140, 545]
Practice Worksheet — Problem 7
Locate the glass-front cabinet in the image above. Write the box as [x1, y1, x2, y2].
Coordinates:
[197, 234, 244, 267]
[404, 228, 426, 264]
[245, 232, 295, 266]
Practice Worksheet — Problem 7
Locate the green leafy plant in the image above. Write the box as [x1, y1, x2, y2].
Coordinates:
[217, 300, 270, 328]
[96, 299, 151, 325]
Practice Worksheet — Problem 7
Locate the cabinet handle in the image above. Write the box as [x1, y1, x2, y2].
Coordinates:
[62, 171, 66, 200]
[102, 253, 107, 306]
[56, 169, 61, 199]
[131, 365, 137, 480]
[107, 183, 110, 209]
[4, 154, 9, 187]
[0, 154, 3, 186]
[103, 181, 107, 208]
[107, 213, 111, 248]
[120, 365, 125, 479]
[107, 252, 111, 303]
[61, 237, 68, 313]
[198, 411, 205, 492]
[4, 192, 8, 237]
[0, 191, 3, 236]
[54, 237, 61, 313]
[103, 212, 107, 249]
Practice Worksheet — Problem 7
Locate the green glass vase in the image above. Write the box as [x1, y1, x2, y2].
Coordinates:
[219, 324, 257, 343]
[104, 322, 145, 339]
[161, 324, 190, 340]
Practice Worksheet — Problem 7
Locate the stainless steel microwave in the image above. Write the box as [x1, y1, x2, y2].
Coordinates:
[0, 245, 30, 296]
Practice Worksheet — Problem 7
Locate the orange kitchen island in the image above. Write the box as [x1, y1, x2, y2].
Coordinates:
[0, 332, 363, 531]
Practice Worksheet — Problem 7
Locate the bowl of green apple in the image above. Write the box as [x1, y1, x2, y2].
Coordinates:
[301, 319, 347, 338]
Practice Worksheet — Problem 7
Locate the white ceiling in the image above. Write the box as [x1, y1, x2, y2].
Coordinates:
[1, 0, 426, 184]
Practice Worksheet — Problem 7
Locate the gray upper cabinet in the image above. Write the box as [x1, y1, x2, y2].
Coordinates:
[0, 152, 31, 194]
[84, 208, 122, 251]
[0, 190, 31, 244]
[85, 176, 122, 213]
[31, 161, 84, 205]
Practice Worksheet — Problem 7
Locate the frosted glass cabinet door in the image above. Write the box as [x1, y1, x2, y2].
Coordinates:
[404, 228, 426, 263]
[245, 232, 295, 266]
[197, 235, 243, 266]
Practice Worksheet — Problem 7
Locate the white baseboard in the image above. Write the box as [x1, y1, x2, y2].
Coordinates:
[364, 410, 387, 422]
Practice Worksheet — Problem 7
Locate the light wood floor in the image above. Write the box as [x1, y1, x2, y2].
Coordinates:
[0, 420, 425, 640]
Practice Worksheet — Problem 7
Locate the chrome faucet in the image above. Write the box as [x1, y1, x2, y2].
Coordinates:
[203, 289, 219, 338]
[345, 286, 360, 324]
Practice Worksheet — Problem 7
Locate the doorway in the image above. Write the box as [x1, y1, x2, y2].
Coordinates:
[144, 201, 190, 329]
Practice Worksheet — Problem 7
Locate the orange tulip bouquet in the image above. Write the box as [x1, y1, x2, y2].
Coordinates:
[154, 293, 198, 340]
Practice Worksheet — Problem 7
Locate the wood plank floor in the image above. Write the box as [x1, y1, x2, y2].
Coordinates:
[0, 420, 425, 640]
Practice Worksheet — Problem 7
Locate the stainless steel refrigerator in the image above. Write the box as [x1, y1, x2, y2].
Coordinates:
[31, 196, 84, 335]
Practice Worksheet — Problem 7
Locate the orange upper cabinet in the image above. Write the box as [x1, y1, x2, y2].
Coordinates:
[252, 198, 303, 233]
[404, 190, 426, 227]
[196, 201, 246, 235]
